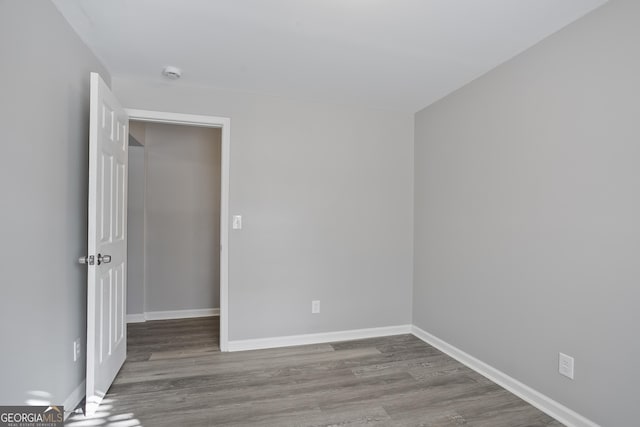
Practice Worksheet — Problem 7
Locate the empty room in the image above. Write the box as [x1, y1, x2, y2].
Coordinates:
[0, 1, 637, 426]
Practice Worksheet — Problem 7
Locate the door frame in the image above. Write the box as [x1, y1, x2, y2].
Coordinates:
[126, 108, 231, 352]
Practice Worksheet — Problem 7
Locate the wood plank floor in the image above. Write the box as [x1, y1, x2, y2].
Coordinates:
[67, 317, 563, 427]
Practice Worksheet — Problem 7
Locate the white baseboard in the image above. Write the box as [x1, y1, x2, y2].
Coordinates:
[126, 313, 146, 323]
[62, 380, 85, 420]
[410, 325, 599, 427]
[127, 308, 219, 323]
[61, 323, 597, 426]
[227, 324, 412, 352]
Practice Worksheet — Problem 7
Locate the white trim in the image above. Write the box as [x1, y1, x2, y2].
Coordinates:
[62, 380, 85, 420]
[125, 108, 230, 352]
[126, 313, 146, 323]
[410, 325, 600, 427]
[126, 109, 230, 128]
[219, 120, 230, 352]
[227, 325, 412, 352]
[127, 308, 220, 322]
[145, 308, 220, 320]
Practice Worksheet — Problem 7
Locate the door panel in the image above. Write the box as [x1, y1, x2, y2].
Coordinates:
[86, 72, 128, 416]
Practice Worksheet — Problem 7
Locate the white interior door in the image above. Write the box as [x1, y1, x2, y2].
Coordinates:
[84, 72, 128, 415]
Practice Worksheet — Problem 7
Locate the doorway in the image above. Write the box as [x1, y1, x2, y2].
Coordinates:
[125, 110, 230, 352]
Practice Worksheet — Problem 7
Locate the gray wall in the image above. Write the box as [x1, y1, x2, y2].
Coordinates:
[127, 145, 145, 315]
[112, 79, 415, 340]
[129, 121, 146, 147]
[413, 1, 639, 425]
[0, 1, 109, 407]
[144, 123, 221, 312]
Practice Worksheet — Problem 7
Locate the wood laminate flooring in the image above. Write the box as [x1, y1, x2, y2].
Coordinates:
[67, 317, 563, 427]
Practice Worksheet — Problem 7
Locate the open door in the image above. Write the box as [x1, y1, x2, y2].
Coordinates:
[80, 72, 128, 415]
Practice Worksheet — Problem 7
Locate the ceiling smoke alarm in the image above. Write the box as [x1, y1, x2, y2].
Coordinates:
[162, 66, 182, 80]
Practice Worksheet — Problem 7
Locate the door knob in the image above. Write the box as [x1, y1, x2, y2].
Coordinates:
[78, 255, 95, 265]
[97, 254, 112, 265]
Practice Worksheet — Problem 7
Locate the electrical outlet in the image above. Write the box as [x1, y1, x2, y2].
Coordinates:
[311, 300, 320, 314]
[559, 352, 574, 379]
[73, 339, 81, 362]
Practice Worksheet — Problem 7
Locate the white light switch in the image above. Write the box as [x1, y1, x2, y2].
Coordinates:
[232, 215, 242, 229]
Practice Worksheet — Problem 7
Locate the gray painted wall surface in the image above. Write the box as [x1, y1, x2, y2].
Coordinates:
[129, 121, 146, 146]
[112, 79, 415, 340]
[144, 123, 221, 312]
[127, 145, 145, 315]
[413, 1, 639, 425]
[0, 1, 109, 407]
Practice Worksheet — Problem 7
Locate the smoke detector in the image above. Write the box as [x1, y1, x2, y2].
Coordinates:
[162, 66, 182, 80]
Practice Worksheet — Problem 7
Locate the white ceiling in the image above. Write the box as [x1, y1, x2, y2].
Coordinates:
[53, 0, 606, 112]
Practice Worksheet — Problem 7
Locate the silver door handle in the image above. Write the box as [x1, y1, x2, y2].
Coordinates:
[79, 255, 95, 265]
[97, 254, 111, 265]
